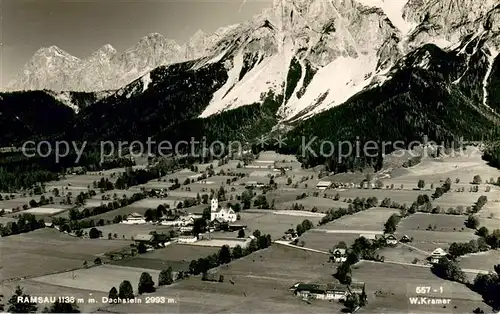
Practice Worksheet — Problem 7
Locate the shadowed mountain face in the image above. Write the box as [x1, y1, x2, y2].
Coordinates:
[1, 0, 499, 162]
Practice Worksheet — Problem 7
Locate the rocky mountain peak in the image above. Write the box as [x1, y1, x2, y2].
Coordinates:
[32, 45, 80, 61]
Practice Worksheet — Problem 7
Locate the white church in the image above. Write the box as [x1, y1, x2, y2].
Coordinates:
[210, 198, 237, 223]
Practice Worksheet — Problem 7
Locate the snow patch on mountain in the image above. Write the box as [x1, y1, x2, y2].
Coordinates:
[48, 91, 80, 113]
[482, 48, 499, 112]
[141, 73, 152, 93]
[200, 52, 285, 118]
[285, 54, 378, 121]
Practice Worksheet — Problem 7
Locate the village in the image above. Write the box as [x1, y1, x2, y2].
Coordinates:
[0, 147, 499, 313]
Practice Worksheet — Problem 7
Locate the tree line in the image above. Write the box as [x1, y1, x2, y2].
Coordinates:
[0, 213, 45, 237]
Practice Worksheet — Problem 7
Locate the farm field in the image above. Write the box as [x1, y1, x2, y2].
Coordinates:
[238, 212, 322, 240]
[458, 250, 500, 272]
[165, 190, 200, 198]
[83, 223, 173, 240]
[0, 228, 132, 280]
[385, 149, 500, 188]
[318, 207, 399, 232]
[352, 260, 485, 313]
[31, 264, 161, 294]
[377, 245, 431, 264]
[394, 230, 478, 253]
[325, 172, 368, 184]
[398, 213, 468, 232]
[298, 231, 360, 251]
[275, 196, 349, 211]
[159, 169, 200, 182]
[74, 198, 175, 222]
[477, 216, 500, 230]
[190, 238, 251, 248]
[433, 190, 495, 209]
[328, 189, 424, 205]
[262, 189, 307, 204]
[23, 207, 65, 215]
[112, 244, 220, 271]
[476, 198, 500, 221]
[257, 151, 297, 162]
[46, 174, 114, 190]
[100, 244, 341, 313]
[0, 196, 32, 212]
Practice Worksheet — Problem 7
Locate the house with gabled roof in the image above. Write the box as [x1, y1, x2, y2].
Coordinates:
[133, 233, 154, 244]
[316, 181, 332, 190]
[348, 282, 366, 295]
[122, 212, 147, 225]
[430, 247, 447, 263]
[400, 234, 412, 242]
[330, 248, 347, 263]
[289, 282, 348, 301]
[384, 234, 398, 246]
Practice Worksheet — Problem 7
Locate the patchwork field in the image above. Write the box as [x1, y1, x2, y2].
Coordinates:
[190, 238, 251, 248]
[0, 196, 33, 212]
[83, 223, 173, 240]
[458, 250, 500, 272]
[0, 228, 132, 280]
[477, 215, 500, 230]
[238, 211, 322, 239]
[318, 207, 400, 232]
[433, 190, 496, 209]
[74, 198, 175, 222]
[329, 189, 425, 206]
[385, 148, 500, 191]
[298, 231, 360, 252]
[398, 213, 468, 232]
[112, 244, 220, 271]
[264, 189, 310, 204]
[352, 261, 485, 313]
[394, 230, 478, 253]
[377, 245, 431, 264]
[31, 264, 161, 294]
[46, 174, 113, 190]
[23, 207, 66, 214]
[98, 244, 342, 313]
[275, 196, 349, 211]
[476, 199, 500, 221]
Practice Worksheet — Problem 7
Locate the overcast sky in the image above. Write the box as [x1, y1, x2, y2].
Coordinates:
[0, 0, 272, 89]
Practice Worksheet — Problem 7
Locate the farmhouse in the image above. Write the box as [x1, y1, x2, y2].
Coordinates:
[245, 160, 276, 169]
[180, 225, 194, 234]
[282, 229, 298, 241]
[210, 198, 237, 223]
[290, 283, 348, 301]
[227, 224, 246, 232]
[133, 234, 154, 245]
[177, 236, 197, 244]
[430, 248, 447, 264]
[245, 181, 265, 188]
[359, 233, 378, 241]
[349, 282, 366, 295]
[122, 212, 147, 225]
[330, 248, 347, 263]
[316, 181, 332, 190]
[400, 235, 412, 243]
[384, 234, 398, 245]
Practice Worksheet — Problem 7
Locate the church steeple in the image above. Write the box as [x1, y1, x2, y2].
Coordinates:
[211, 198, 219, 212]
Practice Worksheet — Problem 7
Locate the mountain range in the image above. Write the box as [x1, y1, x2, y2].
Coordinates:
[2, 0, 500, 168]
